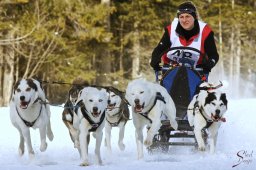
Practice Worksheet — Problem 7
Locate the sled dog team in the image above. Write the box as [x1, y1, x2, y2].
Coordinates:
[9, 78, 228, 166]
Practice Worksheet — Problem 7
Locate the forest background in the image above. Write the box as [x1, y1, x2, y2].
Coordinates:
[0, 0, 255, 106]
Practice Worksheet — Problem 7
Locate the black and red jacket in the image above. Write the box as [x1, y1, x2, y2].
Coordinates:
[151, 19, 219, 73]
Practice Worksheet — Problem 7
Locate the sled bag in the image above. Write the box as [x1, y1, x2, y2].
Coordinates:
[160, 66, 202, 118]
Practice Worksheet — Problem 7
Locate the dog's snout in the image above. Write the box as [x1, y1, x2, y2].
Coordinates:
[216, 109, 220, 116]
[107, 99, 111, 104]
[93, 107, 98, 112]
[20, 96, 25, 101]
[134, 99, 140, 104]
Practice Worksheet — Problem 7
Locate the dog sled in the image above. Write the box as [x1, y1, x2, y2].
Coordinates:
[148, 46, 208, 153]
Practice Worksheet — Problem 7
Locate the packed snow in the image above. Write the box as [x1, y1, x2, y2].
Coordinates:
[0, 97, 256, 170]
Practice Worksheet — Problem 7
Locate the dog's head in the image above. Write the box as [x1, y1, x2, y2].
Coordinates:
[77, 87, 108, 118]
[68, 78, 89, 105]
[197, 90, 228, 121]
[12, 79, 42, 109]
[106, 90, 122, 113]
[125, 79, 155, 113]
[68, 86, 83, 105]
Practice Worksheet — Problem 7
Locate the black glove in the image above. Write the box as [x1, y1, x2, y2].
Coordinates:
[153, 65, 162, 71]
[203, 58, 216, 71]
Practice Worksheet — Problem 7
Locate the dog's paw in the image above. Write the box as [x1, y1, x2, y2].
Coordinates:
[118, 143, 125, 151]
[80, 161, 90, 166]
[18, 147, 25, 156]
[40, 142, 48, 152]
[47, 131, 54, 141]
[137, 154, 144, 160]
[95, 158, 103, 166]
[171, 121, 178, 130]
[29, 151, 35, 159]
[74, 140, 80, 148]
[198, 146, 206, 151]
[144, 139, 152, 147]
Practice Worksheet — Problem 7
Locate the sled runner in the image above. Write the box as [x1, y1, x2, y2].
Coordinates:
[148, 46, 208, 153]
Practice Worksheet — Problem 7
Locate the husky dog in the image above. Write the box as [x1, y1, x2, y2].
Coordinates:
[125, 78, 177, 159]
[62, 78, 88, 152]
[73, 87, 108, 166]
[187, 82, 228, 153]
[105, 87, 130, 152]
[9, 78, 54, 158]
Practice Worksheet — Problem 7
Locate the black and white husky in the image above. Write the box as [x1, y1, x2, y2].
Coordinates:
[187, 82, 228, 153]
[62, 78, 88, 153]
[105, 87, 130, 153]
[9, 78, 54, 158]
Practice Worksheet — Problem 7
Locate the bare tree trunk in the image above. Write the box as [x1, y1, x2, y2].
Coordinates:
[229, 29, 234, 78]
[0, 32, 15, 106]
[131, 22, 141, 79]
[117, 20, 124, 86]
[0, 45, 4, 105]
[120, 21, 124, 72]
[228, 0, 235, 97]
[234, 26, 241, 97]
[218, 7, 223, 72]
[95, 0, 112, 85]
[212, 6, 225, 81]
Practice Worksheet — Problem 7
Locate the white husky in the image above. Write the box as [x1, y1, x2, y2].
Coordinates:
[73, 87, 108, 166]
[125, 78, 177, 159]
[9, 78, 54, 158]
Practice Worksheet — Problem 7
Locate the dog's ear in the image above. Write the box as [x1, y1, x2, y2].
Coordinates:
[204, 92, 216, 106]
[13, 79, 22, 94]
[100, 88, 108, 99]
[78, 89, 83, 98]
[220, 93, 228, 107]
[32, 79, 46, 101]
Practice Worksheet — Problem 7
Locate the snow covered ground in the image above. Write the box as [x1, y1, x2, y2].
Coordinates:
[0, 98, 256, 170]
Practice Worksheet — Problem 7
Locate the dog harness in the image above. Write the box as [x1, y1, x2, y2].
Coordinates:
[106, 101, 130, 127]
[193, 100, 226, 130]
[193, 101, 214, 129]
[137, 92, 166, 124]
[64, 100, 75, 118]
[16, 104, 42, 127]
[75, 100, 105, 132]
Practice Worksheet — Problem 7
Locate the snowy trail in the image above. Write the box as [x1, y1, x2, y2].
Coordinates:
[0, 99, 256, 170]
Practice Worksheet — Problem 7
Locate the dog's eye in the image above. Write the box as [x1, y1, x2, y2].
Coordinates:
[111, 95, 115, 97]
[220, 103, 224, 106]
[99, 99, 103, 102]
[140, 91, 144, 94]
[211, 102, 216, 106]
[16, 88, 21, 92]
[89, 99, 93, 102]
[26, 87, 31, 92]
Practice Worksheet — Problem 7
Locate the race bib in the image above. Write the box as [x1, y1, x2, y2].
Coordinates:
[167, 49, 200, 68]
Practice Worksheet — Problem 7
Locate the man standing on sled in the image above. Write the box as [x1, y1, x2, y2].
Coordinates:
[150, 1, 219, 78]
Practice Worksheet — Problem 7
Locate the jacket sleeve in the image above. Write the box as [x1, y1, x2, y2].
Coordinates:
[203, 31, 219, 72]
[150, 27, 171, 69]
